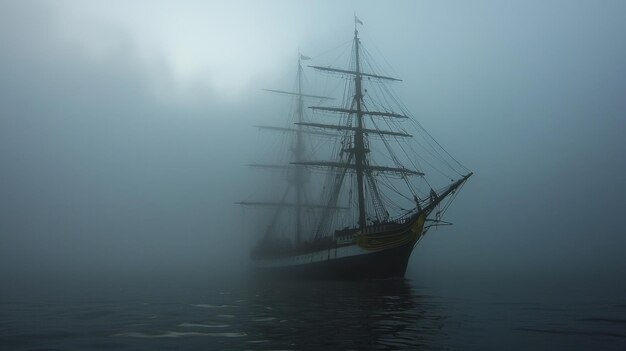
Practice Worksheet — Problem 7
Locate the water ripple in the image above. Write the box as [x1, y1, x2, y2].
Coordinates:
[112, 331, 247, 338]
[3, 279, 624, 350]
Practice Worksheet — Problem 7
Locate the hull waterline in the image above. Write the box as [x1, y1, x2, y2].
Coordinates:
[251, 213, 426, 280]
[254, 239, 418, 280]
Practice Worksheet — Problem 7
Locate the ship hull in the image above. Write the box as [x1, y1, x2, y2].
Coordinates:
[252, 214, 426, 280]
[255, 240, 416, 280]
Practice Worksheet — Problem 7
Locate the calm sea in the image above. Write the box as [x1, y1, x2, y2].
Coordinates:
[1, 276, 625, 350]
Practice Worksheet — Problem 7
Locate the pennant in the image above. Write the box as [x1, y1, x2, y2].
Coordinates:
[355, 16, 363, 25]
[300, 54, 311, 60]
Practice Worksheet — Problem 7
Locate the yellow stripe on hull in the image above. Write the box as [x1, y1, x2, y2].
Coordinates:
[356, 214, 426, 251]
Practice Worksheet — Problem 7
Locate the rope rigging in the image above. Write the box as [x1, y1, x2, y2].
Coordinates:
[241, 26, 472, 242]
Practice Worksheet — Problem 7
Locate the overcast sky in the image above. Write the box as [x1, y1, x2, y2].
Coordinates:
[1, 1, 625, 296]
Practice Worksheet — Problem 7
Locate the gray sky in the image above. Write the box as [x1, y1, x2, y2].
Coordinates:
[1, 0, 625, 294]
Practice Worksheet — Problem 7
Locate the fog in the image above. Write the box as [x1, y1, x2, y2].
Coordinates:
[1, 1, 625, 299]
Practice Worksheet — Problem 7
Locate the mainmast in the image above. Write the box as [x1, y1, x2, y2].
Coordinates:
[352, 25, 367, 229]
[294, 55, 305, 244]
[296, 18, 421, 230]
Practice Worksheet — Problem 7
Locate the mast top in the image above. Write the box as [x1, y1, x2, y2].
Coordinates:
[354, 15, 363, 37]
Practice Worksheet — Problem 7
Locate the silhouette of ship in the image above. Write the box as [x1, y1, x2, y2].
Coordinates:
[238, 18, 472, 279]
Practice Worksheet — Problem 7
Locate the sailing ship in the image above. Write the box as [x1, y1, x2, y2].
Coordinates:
[238, 18, 472, 279]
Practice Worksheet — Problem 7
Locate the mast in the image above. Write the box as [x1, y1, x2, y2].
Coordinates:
[353, 23, 367, 229]
[243, 19, 473, 246]
[248, 57, 333, 245]
[295, 55, 305, 244]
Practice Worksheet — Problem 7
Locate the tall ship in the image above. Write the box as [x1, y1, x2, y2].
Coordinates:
[238, 18, 472, 279]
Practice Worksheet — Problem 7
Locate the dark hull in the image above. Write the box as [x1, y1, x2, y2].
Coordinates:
[255, 240, 416, 280]
[252, 213, 426, 280]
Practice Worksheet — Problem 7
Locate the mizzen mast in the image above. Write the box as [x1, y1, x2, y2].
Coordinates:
[245, 54, 328, 245]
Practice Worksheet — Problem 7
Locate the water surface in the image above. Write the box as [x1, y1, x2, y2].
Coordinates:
[1, 278, 624, 350]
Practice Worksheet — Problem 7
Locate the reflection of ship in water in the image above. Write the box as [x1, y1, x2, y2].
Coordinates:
[240, 279, 447, 349]
[101, 278, 448, 349]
